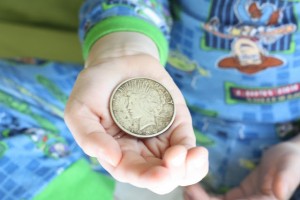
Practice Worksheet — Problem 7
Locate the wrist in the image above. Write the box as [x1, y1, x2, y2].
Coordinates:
[85, 32, 159, 68]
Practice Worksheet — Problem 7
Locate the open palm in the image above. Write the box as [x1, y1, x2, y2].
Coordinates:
[65, 54, 208, 194]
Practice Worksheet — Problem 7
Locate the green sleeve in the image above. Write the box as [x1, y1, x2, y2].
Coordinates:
[83, 16, 169, 65]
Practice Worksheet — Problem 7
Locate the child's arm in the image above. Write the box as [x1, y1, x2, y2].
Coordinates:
[85, 31, 160, 67]
[185, 133, 300, 200]
[64, 0, 209, 194]
[78, 0, 171, 66]
[222, 134, 300, 200]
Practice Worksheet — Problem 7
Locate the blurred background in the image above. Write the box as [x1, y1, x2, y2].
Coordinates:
[0, 0, 83, 63]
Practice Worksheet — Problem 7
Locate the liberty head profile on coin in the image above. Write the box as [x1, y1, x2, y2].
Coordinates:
[110, 78, 175, 138]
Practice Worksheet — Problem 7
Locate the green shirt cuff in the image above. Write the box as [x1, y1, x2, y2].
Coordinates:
[83, 16, 169, 65]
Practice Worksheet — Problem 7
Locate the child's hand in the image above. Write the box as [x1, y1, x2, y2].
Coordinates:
[184, 184, 223, 200]
[64, 32, 209, 194]
[224, 139, 300, 200]
[184, 138, 300, 200]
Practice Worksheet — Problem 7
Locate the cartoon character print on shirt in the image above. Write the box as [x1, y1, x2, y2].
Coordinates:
[203, 0, 297, 74]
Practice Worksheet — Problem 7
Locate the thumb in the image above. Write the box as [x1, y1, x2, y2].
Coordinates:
[64, 99, 122, 167]
[76, 131, 122, 167]
[272, 157, 300, 200]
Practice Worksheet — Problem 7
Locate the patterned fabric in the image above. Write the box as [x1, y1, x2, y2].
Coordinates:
[190, 112, 280, 192]
[0, 59, 84, 199]
[78, 0, 172, 43]
[166, 0, 300, 123]
[79, 0, 300, 123]
[190, 112, 300, 199]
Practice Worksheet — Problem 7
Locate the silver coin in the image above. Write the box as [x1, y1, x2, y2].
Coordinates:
[110, 77, 176, 138]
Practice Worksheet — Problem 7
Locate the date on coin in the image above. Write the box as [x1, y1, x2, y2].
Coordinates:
[110, 78, 175, 138]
